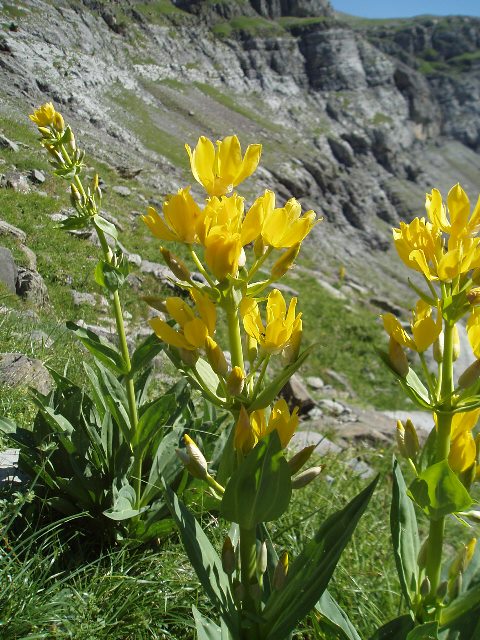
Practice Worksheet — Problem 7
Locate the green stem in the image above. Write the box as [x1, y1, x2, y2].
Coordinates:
[419, 353, 435, 403]
[190, 249, 217, 290]
[251, 356, 270, 400]
[239, 526, 260, 639]
[94, 222, 141, 507]
[425, 321, 454, 609]
[247, 246, 273, 282]
[225, 289, 244, 370]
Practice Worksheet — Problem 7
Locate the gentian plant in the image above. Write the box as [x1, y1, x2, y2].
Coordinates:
[143, 134, 378, 639]
[377, 184, 480, 638]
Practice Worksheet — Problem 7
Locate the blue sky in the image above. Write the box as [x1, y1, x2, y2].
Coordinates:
[331, 1, 480, 18]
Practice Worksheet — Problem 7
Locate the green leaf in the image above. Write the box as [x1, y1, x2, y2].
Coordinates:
[67, 321, 127, 375]
[249, 346, 313, 411]
[192, 606, 225, 640]
[418, 428, 437, 473]
[104, 484, 143, 521]
[262, 476, 378, 640]
[140, 426, 183, 506]
[93, 362, 132, 443]
[440, 582, 480, 628]
[93, 214, 118, 239]
[408, 460, 472, 520]
[391, 457, 420, 608]
[406, 622, 438, 639]
[369, 615, 414, 640]
[0, 416, 17, 434]
[221, 431, 292, 529]
[94, 260, 125, 292]
[163, 482, 237, 634]
[130, 333, 164, 376]
[377, 349, 432, 410]
[315, 590, 362, 640]
[134, 393, 177, 457]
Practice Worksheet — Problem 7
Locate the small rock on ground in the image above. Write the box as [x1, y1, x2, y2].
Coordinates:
[0, 352, 52, 394]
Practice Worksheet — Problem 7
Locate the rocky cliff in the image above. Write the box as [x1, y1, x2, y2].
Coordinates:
[1, 0, 480, 304]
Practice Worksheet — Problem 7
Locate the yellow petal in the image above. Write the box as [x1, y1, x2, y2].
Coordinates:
[382, 313, 415, 349]
[233, 143, 262, 187]
[449, 430, 476, 473]
[186, 136, 215, 194]
[165, 297, 194, 327]
[183, 318, 208, 348]
[191, 290, 216, 336]
[216, 135, 242, 186]
[142, 207, 177, 241]
[149, 317, 190, 349]
[448, 183, 470, 238]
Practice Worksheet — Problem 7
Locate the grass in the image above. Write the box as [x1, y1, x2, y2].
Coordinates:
[213, 16, 284, 38]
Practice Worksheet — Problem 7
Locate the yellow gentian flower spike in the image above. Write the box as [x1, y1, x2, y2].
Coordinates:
[29, 102, 56, 127]
[142, 187, 201, 244]
[185, 135, 262, 197]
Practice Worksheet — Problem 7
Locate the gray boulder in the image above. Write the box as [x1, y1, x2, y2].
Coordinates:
[0, 246, 17, 293]
[15, 267, 49, 307]
[0, 352, 52, 394]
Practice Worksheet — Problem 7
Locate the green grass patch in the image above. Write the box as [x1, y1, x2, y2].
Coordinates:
[213, 15, 283, 38]
[372, 112, 393, 126]
[134, 0, 188, 22]
[277, 15, 329, 30]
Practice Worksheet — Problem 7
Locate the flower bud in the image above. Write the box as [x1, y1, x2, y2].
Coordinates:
[396, 420, 408, 458]
[238, 247, 246, 268]
[452, 325, 460, 362]
[160, 247, 191, 282]
[458, 359, 480, 389]
[282, 316, 302, 365]
[70, 183, 83, 208]
[467, 287, 480, 305]
[256, 541, 268, 577]
[404, 419, 419, 460]
[273, 551, 288, 590]
[222, 536, 236, 576]
[420, 576, 431, 598]
[53, 111, 64, 132]
[234, 405, 256, 454]
[37, 126, 52, 138]
[292, 466, 323, 489]
[205, 336, 229, 378]
[270, 244, 300, 280]
[253, 235, 266, 258]
[437, 580, 448, 601]
[247, 335, 258, 364]
[417, 538, 428, 570]
[288, 444, 316, 475]
[176, 434, 208, 480]
[142, 295, 167, 313]
[226, 366, 245, 396]
[449, 538, 477, 580]
[448, 573, 462, 600]
[389, 337, 409, 377]
[179, 348, 199, 367]
[433, 332, 444, 363]
[459, 509, 480, 523]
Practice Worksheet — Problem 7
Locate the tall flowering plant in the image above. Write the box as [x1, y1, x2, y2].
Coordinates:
[144, 135, 378, 639]
[378, 185, 480, 637]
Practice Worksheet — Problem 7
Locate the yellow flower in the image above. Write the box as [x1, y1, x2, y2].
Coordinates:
[467, 309, 480, 357]
[426, 184, 480, 241]
[149, 289, 216, 351]
[449, 430, 477, 473]
[450, 410, 480, 440]
[185, 135, 262, 197]
[393, 217, 442, 280]
[382, 301, 442, 354]
[260, 192, 317, 248]
[250, 399, 300, 449]
[411, 300, 443, 353]
[29, 102, 56, 127]
[197, 193, 264, 280]
[241, 289, 302, 355]
[234, 405, 259, 454]
[436, 235, 480, 281]
[142, 187, 201, 244]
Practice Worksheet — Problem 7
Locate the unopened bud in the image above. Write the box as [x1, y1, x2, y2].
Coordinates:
[437, 580, 448, 601]
[288, 444, 316, 475]
[273, 551, 288, 590]
[256, 541, 268, 577]
[176, 434, 208, 480]
[238, 247, 246, 268]
[247, 335, 258, 364]
[37, 126, 51, 138]
[142, 295, 167, 313]
[179, 348, 199, 367]
[404, 419, 419, 460]
[389, 337, 409, 377]
[396, 420, 408, 458]
[433, 332, 444, 363]
[452, 325, 460, 362]
[70, 183, 83, 208]
[282, 317, 302, 365]
[234, 405, 256, 454]
[292, 466, 323, 489]
[222, 536, 236, 576]
[160, 247, 191, 282]
[420, 576, 431, 598]
[448, 573, 462, 600]
[467, 287, 480, 305]
[226, 366, 245, 396]
[449, 538, 477, 580]
[205, 336, 229, 378]
[254, 235, 266, 258]
[270, 244, 300, 280]
[232, 579, 245, 602]
[417, 538, 429, 570]
[53, 111, 64, 132]
[458, 359, 480, 389]
[459, 510, 480, 523]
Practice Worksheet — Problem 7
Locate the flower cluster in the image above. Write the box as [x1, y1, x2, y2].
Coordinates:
[143, 134, 318, 454]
